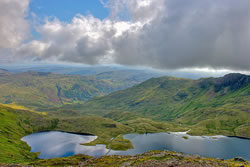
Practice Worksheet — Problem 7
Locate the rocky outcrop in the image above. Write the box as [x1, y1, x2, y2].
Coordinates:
[214, 73, 250, 92]
[1, 150, 248, 167]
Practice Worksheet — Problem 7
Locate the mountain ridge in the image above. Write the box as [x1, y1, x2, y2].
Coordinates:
[68, 73, 250, 138]
[0, 70, 161, 109]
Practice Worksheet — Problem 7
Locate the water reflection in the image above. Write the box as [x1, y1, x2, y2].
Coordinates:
[21, 131, 108, 159]
[22, 131, 250, 160]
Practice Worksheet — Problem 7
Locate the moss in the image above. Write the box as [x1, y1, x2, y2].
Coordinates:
[182, 136, 189, 139]
[109, 135, 134, 150]
[0, 105, 55, 164]
[28, 150, 250, 167]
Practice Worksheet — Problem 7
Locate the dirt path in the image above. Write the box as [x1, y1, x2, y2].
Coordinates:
[105, 134, 121, 156]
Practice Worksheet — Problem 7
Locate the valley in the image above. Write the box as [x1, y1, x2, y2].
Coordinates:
[0, 69, 249, 166]
[0, 69, 160, 110]
[64, 73, 250, 138]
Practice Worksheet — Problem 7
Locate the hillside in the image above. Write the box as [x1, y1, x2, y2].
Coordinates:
[0, 104, 58, 163]
[72, 73, 250, 138]
[0, 73, 249, 166]
[0, 104, 132, 163]
[0, 71, 157, 110]
[0, 68, 11, 76]
[2, 150, 249, 167]
[95, 70, 162, 89]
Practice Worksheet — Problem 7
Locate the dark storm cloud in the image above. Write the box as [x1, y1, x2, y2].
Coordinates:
[113, 0, 250, 70]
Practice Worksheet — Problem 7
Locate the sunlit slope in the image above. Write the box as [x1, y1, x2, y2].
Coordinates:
[0, 104, 132, 163]
[0, 71, 138, 109]
[75, 73, 250, 137]
[0, 105, 57, 163]
[0, 70, 161, 110]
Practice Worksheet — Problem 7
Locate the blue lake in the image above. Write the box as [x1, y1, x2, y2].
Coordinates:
[22, 131, 250, 160]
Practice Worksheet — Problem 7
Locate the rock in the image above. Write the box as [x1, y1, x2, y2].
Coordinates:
[120, 161, 132, 167]
[234, 157, 246, 162]
[151, 153, 165, 158]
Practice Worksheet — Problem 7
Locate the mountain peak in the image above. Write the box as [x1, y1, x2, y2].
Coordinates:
[214, 73, 250, 92]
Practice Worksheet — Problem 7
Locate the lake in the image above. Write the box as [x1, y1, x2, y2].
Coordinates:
[22, 131, 250, 160]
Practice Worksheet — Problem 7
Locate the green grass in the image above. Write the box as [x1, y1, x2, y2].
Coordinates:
[0, 71, 149, 110]
[1, 73, 250, 165]
[29, 154, 91, 167]
[54, 116, 134, 150]
[0, 105, 57, 164]
[0, 103, 188, 164]
[65, 74, 250, 138]
[28, 150, 249, 167]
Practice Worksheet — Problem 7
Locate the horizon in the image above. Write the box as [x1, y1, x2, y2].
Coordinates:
[1, 63, 250, 80]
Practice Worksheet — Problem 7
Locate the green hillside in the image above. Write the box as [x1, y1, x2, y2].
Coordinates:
[1, 104, 248, 166]
[0, 71, 140, 109]
[0, 73, 249, 166]
[95, 70, 162, 88]
[71, 73, 250, 138]
[0, 103, 186, 164]
[0, 104, 57, 163]
[0, 69, 162, 110]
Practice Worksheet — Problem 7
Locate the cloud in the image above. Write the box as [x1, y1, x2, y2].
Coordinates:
[0, 0, 30, 49]
[112, 0, 250, 70]
[2, 0, 250, 71]
[15, 14, 143, 64]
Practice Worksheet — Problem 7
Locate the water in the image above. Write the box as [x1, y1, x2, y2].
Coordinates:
[21, 131, 107, 159]
[22, 131, 250, 160]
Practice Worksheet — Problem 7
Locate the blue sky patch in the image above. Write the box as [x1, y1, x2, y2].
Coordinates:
[29, 0, 109, 22]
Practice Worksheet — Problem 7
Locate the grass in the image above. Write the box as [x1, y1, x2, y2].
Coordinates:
[182, 136, 189, 139]
[0, 73, 250, 165]
[0, 70, 157, 110]
[27, 150, 249, 167]
[54, 116, 134, 150]
[68, 75, 250, 138]
[29, 154, 91, 167]
[0, 105, 57, 163]
[0, 103, 189, 164]
[1, 103, 47, 115]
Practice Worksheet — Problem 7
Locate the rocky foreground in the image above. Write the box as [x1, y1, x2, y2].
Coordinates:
[0, 150, 249, 167]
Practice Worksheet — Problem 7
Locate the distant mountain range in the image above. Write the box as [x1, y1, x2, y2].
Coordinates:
[0, 68, 11, 75]
[0, 64, 231, 79]
[0, 69, 161, 109]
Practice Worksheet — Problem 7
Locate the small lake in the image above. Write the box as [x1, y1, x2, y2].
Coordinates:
[22, 131, 250, 160]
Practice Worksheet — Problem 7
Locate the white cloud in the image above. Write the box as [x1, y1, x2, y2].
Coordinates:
[0, 0, 30, 49]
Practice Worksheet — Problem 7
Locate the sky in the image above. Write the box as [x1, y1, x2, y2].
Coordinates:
[0, 0, 250, 73]
[29, 0, 109, 22]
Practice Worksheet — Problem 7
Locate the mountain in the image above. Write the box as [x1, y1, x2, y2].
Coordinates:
[0, 74, 249, 165]
[95, 69, 162, 89]
[0, 70, 161, 110]
[1, 64, 124, 75]
[1, 64, 160, 77]
[72, 73, 250, 138]
[0, 71, 132, 109]
[0, 68, 11, 76]
[1, 64, 231, 79]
